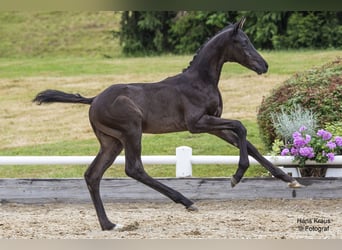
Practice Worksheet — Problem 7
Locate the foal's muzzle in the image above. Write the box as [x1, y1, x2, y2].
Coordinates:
[255, 60, 268, 75]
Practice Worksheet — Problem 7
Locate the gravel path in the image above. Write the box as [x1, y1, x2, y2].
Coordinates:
[1, 199, 341, 239]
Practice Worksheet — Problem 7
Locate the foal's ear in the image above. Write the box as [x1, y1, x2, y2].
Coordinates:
[233, 17, 246, 33]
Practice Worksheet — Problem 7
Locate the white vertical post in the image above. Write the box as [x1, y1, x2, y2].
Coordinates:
[176, 146, 192, 177]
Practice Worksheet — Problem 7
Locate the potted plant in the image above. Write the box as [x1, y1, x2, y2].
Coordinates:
[271, 105, 342, 177]
[277, 126, 342, 176]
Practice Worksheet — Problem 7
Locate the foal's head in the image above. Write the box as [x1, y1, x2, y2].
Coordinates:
[225, 17, 268, 75]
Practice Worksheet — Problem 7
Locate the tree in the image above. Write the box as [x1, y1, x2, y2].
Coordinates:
[168, 11, 238, 54]
[119, 11, 342, 55]
[119, 11, 177, 55]
[278, 12, 342, 49]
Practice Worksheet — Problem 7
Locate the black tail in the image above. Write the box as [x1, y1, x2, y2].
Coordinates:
[33, 89, 94, 105]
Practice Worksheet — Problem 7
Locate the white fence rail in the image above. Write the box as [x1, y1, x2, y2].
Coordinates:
[1, 146, 342, 177]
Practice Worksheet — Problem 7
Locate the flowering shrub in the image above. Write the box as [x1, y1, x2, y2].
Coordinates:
[257, 58, 342, 149]
[277, 126, 342, 167]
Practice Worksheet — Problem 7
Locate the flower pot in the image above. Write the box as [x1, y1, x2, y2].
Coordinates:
[299, 166, 326, 177]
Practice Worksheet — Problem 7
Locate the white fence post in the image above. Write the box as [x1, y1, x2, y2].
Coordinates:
[176, 146, 192, 177]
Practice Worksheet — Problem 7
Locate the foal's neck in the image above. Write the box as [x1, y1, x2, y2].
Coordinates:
[185, 36, 228, 86]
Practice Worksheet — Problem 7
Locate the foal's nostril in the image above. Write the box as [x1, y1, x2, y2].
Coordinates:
[265, 61, 269, 70]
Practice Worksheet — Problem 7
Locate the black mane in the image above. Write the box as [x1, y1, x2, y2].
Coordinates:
[182, 24, 233, 73]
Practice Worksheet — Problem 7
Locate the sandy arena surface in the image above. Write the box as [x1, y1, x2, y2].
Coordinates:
[0, 199, 341, 239]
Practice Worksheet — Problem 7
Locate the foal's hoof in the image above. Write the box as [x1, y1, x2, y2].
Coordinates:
[187, 204, 199, 212]
[288, 180, 304, 188]
[231, 176, 238, 188]
[114, 224, 124, 231]
[102, 223, 123, 231]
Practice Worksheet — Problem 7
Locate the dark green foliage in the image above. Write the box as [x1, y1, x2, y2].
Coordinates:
[119, 11, 342, 55]
[276, 12, 342, 49]
[241, 11, 290, 50]
[119, 11, 177, 55]
[119, 11, 238, 55]
[168, 11, 238, 54]
[257, 57, 342, 149]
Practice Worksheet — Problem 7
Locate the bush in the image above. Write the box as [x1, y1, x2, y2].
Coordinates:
[325, 121, 342, 137]
[271, 104, 317, 143]
[257, 57, 342, 149]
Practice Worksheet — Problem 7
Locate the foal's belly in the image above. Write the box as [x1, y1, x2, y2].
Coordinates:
[141, 111, 187, 134]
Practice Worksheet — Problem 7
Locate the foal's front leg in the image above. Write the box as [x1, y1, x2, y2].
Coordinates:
[210, 130, 303, 188]
[188, 115, 250, 186]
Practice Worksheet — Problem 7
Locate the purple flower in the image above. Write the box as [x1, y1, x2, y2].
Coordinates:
[299, 147, 315, 159]
[293, 136, 307, 147]
[299, 126, 307, 132]
[277, 127, 339, 166]
[316, 129, 324, 137]
[317, 129, 332, 141]
[292, 131, 301, 138]
[326, 152, 335, 162]
[281, 148, 290, 156]
[335, 136, 342, 147]
[326, 141, 336, 150]
[292, 131, 311, 148]
[290, 147, 298, 155]
[305, 134, 311, 143]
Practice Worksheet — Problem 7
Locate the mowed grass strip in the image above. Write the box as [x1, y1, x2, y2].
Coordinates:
[0, 122, 268, 178]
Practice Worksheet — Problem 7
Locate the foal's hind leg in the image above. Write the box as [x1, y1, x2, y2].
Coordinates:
[124, 131, 197, 211]
[245, 140, 302, 188]
[117, 101, 196, 211]
[84, 130, 123, 230]
[210, 130, 302, 188]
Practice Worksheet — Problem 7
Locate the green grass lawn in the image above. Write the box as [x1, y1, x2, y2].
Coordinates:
[0, 50, 339, 78]
[1, 51, 340, 178]
[0, 120, 269, 178]
[0, 12, 122, 59]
